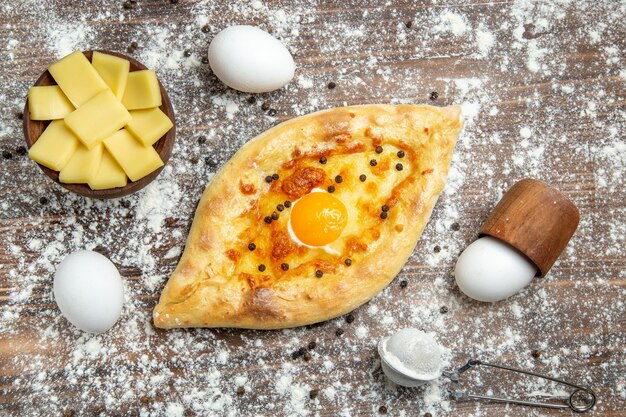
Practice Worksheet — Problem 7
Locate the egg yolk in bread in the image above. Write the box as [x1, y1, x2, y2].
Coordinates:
[289, 191, 348, 246]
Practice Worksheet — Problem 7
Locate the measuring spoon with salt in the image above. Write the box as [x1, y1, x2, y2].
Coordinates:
[378, 328, 597, 413]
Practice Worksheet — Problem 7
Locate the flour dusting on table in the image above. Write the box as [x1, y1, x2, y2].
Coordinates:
[0, 0, 624, 416]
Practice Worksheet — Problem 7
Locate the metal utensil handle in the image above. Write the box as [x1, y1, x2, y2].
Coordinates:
[452, 359, 597, 413]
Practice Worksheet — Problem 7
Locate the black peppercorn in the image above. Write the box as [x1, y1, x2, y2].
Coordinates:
[15, 111, 23, 120]
[359, 174, 367, 182]
[397, 150, 405, 158]
[531, 349, 541, 359]
[276, 204, 284, 212]
[327, 82, 336, 89]
[308, 341, 317, 350]
[281, 263, 289, 271]
[272, 173, 279, 181]
[328, 185, 335, 193]
[2, 151, 12, 160]
[451, 222, 460, 231]
[405, 20, 413, 28]
[123, 1, 135, 10]
[268, 109, 277, 116]
[271, 211, 279, 220]
[440, 306, 449, 314]
[265, 176, 273, 183]
[170, 0, 179, 4]
[379, 405, 388, 414]
[247, 96, 256, 104]
[309, 389, 319, 399]
[375, 146, 383, 154]
[396, 163, 403, 171]
[380, 212, 388, 219]
[39, 197, 48, 205]
[381, 205, 389, 212]
[292, 347, 306, 359]
[201, 56, 209, 64]
[370, 159, 377, 166]
[345, 313, 354, 323]
[284, 200, 291, 208]
[236, 386, 245, 396]
[264, 216, 272, 224]
[197, 136, 207, 144]
[261, 102, 270, 111]
[303, 352, 312, 361]
[334, 175, 343, 183]
[315, 270, 323, 278]
[183, 49, 191, 57]
[202, 24, 210, 33]
[335, 328, 344, 336]
[399, 280, 408, 288]
[434, 245, 441, 253]
[258, 264, 266, 272]
[344, 259, 352, 266]
[319, 156, 327, 164]
[429, 91, 439, 100]
[248, 243, 256, 251]
[16, 146, 27, 156]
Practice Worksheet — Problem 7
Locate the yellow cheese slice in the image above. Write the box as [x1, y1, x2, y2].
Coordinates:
[92, 52, 130, 101]
[103, 129, 164, 182]
[126, 108, 173, 146]
[88, 149, 128, 190]
[47, 51, 109, 107]
[28, 120, 79, 171]
[59, 143, 104, 184]
[64, 90, 132, 150]
[122, 70, 162, 110]
[28, 86, 74, 120]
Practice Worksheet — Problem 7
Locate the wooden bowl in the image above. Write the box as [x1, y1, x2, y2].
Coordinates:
[23, 50, 176, 199]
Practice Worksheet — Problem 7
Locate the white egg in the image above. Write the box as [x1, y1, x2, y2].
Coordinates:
[53, 250, 124, 334]
[455, 236, 537, 302]
[208, 25, 295, 93]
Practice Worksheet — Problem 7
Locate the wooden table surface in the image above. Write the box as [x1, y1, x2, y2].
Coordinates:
[1, 1, 624, 416]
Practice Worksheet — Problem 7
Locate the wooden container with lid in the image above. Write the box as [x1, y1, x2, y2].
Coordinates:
[479, 178, 580, 277]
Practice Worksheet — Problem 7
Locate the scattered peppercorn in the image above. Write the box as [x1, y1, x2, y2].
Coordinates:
[261, 101, 270, 111]
[380, 212, 388, 219]
[140, 397, 150, 404]
[328, 185, 335, 193]
[434, 245, 441, 253]
[405, 20, 413, 28]
[236, 386, 245, 396]
[16, 146, 27, 156]
[205, 157, 218, 167]
[201, 56, 209, 64]
[64, 410, 75, 417]
[268, 109, 277, 116]
[284, 200, 291, 208]
[2, 151, 12, 160]
[292, 347, 307, 359]
[359, 174, 367, 182]
[315, 270, 323, 278]
[440, 306, 449, 314]
[272, 173, 279, 181]
[424, 413, 433, 417]
[319, 156, 327, 164]
[334, 175, 343, 183]
[264, 216, 272, 224]
[183, 49, 191, 57]
[397, 150, 405, 158]
[451, 222, 460, 231]
[120, 200, 131, 208]
[258, 264, 266, 272]
[396, 163, 403, 171]
[370, 159, 377, 166]
[265, 176, 273, 183]
[381, 205, 389, 212]
[248, 243, 256, 251]
[400, 280, 408, 288]
[128, 41, 138, 52]
[15, 111, 23, 120]
[123, 1, 135, 10]
[271, 211, 279, 220]
[375, 146, 383, 154]
[344, 258, 352, 266]
[309, 389, 319, 399]
[197, 135, 207, 144]
[346, 313, 355, 323]
[303, 352, 312, 361]
[202, 24, 210, 33]
[190, 156, 199, 165]
[379, 405, 388, 414]
[170, 0, 179, 4]
[276, 204, 284, 212]
[39, 197, 48, 205]
[308, 341, 317, 350]
[429, 91, 439, 100]
[247, 96, 256, 104]
[327, 81, 336, 89]
[532, 349, 541, 359]
[281, 263, 289, 271]
[335, 328, 344, 336]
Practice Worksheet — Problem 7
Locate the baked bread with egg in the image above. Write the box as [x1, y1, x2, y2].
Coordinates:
[154, 104, 463, 329]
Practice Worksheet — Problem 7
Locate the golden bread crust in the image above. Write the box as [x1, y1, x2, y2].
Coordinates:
[154, 104, 463, 329]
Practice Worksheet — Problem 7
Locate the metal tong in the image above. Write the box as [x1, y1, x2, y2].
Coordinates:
[442, 359, 597, 413]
